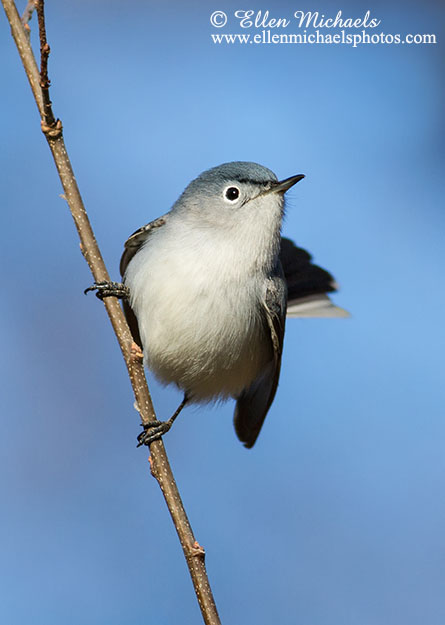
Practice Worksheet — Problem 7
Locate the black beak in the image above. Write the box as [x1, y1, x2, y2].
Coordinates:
[272, 174, 305, 193]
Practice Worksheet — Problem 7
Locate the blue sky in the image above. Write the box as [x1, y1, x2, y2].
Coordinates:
[1, 1, 444, 624]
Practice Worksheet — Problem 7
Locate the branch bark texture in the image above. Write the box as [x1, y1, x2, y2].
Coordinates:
[2, 1, 221, 623]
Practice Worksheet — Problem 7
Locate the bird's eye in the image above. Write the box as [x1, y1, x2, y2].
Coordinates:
[224, 186, 240, 202]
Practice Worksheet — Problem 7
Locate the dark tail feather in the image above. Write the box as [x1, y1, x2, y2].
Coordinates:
[280, 237, 349, 317]
[233, 363, 276, 449]
[280, 237, 336, 300]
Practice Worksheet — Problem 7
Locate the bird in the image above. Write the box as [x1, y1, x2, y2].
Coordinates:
[90, 162, 347, 448]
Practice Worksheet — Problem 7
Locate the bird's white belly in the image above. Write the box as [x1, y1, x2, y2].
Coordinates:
[127, 247, 272, 400]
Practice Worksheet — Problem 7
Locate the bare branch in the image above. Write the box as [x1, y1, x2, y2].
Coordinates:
[2, 1, 221, 623]
[4, 0, 42, 111]
[35, 0, 56, 127]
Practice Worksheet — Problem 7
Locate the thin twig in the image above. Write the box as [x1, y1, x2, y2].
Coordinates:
[21, 0, 35, 34]
[2, 1, 221, 623]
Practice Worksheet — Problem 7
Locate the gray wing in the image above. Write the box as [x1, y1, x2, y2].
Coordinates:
[233, 272, 287, 449]
[119, 214, 168, 347]
[120, 214, 168, 277]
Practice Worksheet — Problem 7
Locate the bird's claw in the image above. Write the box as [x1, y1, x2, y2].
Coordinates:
[137, 420, 173, 447]
[84, 281, 130, 300]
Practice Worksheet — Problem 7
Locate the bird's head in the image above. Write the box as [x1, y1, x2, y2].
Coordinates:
[172, 161, 304, 231]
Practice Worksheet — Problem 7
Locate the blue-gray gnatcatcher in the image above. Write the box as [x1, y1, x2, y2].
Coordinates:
[90, 162, 347, 447]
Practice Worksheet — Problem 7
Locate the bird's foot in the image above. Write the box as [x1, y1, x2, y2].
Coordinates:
[137, 420, 174, 447]
[84, 281, 129, 300]
[137, 396, 188, 447]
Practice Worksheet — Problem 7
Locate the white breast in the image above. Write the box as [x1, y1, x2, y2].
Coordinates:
[124, 220, 274, 401]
